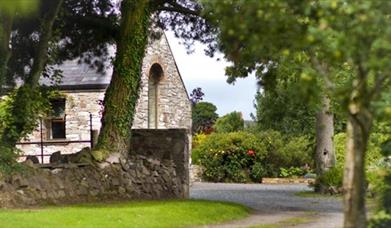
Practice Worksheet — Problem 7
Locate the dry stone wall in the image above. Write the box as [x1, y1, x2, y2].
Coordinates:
[0, 156, 182, 208]
[130, 129, 190, 197]
[1, 129, 189, 208]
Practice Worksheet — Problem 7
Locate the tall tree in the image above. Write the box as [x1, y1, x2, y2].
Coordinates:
[214, 111, 244, 133]
[192, 101, 218, 134]
[95, 0, 151, 156]
[202, 1, 391, 226]
[94, 0, 212, 158]
[255, 79, 317, 136]
[315, 94, 336, 193]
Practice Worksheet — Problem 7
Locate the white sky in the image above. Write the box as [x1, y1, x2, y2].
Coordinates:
[165, 31, 258, 120]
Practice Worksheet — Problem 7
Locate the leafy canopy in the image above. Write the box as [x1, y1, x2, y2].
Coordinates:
[192, 101, 218, 134]
[214, 111, 244, 133]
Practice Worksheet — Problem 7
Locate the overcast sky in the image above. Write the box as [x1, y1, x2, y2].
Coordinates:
[165, 32, 258, 120]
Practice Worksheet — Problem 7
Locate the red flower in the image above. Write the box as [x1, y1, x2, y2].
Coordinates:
[247, 150, 255, 157]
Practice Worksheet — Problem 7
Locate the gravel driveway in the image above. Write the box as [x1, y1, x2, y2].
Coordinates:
[190, 182, 343, 228]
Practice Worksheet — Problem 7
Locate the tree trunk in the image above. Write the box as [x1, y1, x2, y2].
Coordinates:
[0, 13, 13, 94]
[0, 0, 62, 147]
[26, 0, 63, 87]
[343, 87, 372, 228]
[95, 0, 151, 158]
[315, 94, 336, 193]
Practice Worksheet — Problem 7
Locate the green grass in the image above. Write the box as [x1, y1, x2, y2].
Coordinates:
[0, 200, 249, 228]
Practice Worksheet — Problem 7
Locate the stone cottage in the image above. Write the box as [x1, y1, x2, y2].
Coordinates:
[17, 32, 192, 163]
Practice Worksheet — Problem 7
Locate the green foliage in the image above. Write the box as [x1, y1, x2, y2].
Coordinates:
[383, 173, 391, 213]
[368, 139, 391, 227]
[317, 166, 344, 189]
[279, 167, 308, 178]
[0, 145, 22, 174]
[367, 168, 388, 199]
[202, 1, 391, 224]
[194, 131, 313, 182]
[192, 102, 218, 134]
[319, 132, 390, 191]
[334, 133, 386, 168]
[259, 131, 313, 177]
[369, 210, 391, 228]
[191, 133, 207, 164]
[0, 0, 39, 15]
[214, 111, 244, 133]
[195, 132, 266, 183]
[255, 81, 317, 136]
[1, 86, 51, 144]
[250, 162, 266, 181]
[0, 86, 53, 172]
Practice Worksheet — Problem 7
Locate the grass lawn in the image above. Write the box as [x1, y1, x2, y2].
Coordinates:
[0, 200, 249, 228]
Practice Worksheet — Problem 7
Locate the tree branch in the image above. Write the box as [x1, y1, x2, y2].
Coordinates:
[310, 55, 335, 91]
[157, 0, 200, 16]
[368, 74, 389, 100]
[69, 15, 119, 39]
[26, 0, 63, 86]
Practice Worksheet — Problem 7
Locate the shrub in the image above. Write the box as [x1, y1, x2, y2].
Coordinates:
[191, 133, 207, 164]
[319, 132, 390, 194]
[317, 166, 343, 189]
[258, 131, 313, 177]
[279, 167, 307, 178]
[334, 132, 384, 168]
[194, 132, 267, 182]
[194, 130, 313, 182]
[369, 140, 391, 227]
[250, 162, 266, 181]
[369, 210, 391, 228]
[331, 133, 388, 191]
[214, 111, 244, 133]
[0, 146, 22, 174]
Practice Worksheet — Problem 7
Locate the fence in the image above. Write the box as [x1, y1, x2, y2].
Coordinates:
[16, 113, 95, 164]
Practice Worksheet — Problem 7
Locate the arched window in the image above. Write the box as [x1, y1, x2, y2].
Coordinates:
[148, 63, 164, 128]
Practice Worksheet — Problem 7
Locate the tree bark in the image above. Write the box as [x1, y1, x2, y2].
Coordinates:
[315, 94, 336, 193]
[343, 83, 372, 228]
[26, 0, 63, 87]
[0, 13, 13, 94]
[96, 0, 151, 158]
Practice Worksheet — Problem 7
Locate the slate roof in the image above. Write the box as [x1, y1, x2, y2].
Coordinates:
[40, 59, 113, 90]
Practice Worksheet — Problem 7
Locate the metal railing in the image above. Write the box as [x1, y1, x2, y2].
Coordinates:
[17, 113, 95, 164]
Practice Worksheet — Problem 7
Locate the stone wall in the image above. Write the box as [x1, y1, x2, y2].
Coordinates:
[1, 129, 189, 208]
[130, 129, 190, 197]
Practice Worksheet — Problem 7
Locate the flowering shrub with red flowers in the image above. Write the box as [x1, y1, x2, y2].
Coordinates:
[247, 150, 255, 157]
[194, 131, 267, 182]
[193, 130, 313, 183]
